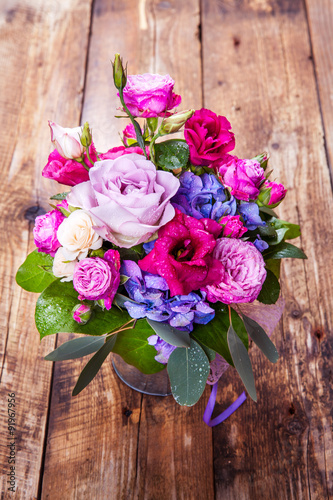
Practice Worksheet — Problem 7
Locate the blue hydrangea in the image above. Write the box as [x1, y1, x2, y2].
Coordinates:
[120, 260, 215, 332]
[171, 171, 236, 221]
[237, 202, 266, 231]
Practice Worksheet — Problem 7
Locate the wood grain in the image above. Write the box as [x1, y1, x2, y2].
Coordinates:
[202, 0, 333, 498]
[0, 0, 93, 498]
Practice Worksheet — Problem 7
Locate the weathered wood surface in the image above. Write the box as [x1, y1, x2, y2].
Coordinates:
[0, 0, 332, 499]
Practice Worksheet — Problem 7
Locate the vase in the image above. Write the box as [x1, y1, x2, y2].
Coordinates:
[112, 354, 171, 396]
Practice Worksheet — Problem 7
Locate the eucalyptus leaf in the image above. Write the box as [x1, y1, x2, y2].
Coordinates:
[50, 192, 69, 200]
[263, 242, 307, 260]
[147, 319, 191, 347]
[16, 250, 56, 293]
[72, 335, 117, 396]
[227, 325, 257, 402]
[257, 269, 280, 304]
[197, 343, 216, 362]
[241, 314, 279, 363]
[114, 293, 137, 308]
[167, 339, 210, 406]
[45, 336, 105, 361]
[154, 139, 189, 170]
[112, 319, 165, 374]
[35, 280, 131, 339]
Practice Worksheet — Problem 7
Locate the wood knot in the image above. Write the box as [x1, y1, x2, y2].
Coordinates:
[291, 309, 301, 318]
[313, 328, 324, 341]
[123, 408, 132, 418]
[233, 36, 241, 47]
[289, 403, 295, 415]
[287, 418, 305, 435]
[24, 205, 46, 222]
[271, 143, 280, 150]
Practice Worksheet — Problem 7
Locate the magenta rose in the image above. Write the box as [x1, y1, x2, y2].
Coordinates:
[264, 180, 287, 207]
[33, 209, 65, 256]
[72, 304, 92, 325]
[73, 250, 120, 310]
[99, 145, 148, 160]
[203, 238, 266, 304]
[121, 73, 181, 118]
[184, 109, 235, 166]
[217, 158, 265, 201]
[42, 144, 98, 186]
[219, 215, 247, 238]
[67, 153, 180, 248]
[138, 210, 224, 296]
[122, 124, 139, 146]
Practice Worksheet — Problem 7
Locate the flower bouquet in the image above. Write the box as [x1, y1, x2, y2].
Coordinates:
[16, 55, 306, 419]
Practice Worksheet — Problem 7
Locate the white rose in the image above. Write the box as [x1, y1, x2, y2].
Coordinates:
[52, 247, 77, 281]
[57, 210, 103, 261]
[48, 121, 84, 159]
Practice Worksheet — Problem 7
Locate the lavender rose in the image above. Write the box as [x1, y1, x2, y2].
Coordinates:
[33, 209, 65, 256]
[203, 238, 266, 304]
[121, 73, 181, 118]
[73, 250, 120, 310]
[184, 109, 235, 166]
[217, 158, 265, 201]
[67, 153, 180, 248]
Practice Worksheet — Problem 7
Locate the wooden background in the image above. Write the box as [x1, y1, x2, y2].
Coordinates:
[0, 0, 332, 498]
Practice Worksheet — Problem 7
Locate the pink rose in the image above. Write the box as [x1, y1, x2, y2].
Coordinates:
[219, 215, 247, 238]
[49, 121, 84, 159]
[121, 73, 181, 118]
[100, 145, 148, 160]
[138, 210, 224, 296]
[42, 144, 98, 186]
[73, 250, 121, 310]
[217, 158, 265, 201]
[67, 154, 180, 248]
[184, 109, 235, 166]
[264, 181, 287, 207]
[33, 209, 65, 256]
[122, 124, 138, 146]
[203, 238, 266, 304]
[72, 304, 92, 324]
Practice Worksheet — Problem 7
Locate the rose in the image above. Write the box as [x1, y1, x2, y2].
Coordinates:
[121, 73, 181, 118]
[42, 144, 98, 186]
[217, 158, 265, 201]
[67, 153, 180, 248]
[219, 215, 248, 238]
[203, 238, 266, 304]
[57, 209, 103, 260]
[52, 247, 77, 281]
[33, 209, 65, 256]
[99, 145, 148, 160]
[122, 124, 140, 146]
[184, 109, 235, 166]
[49, 121, 84, 159]
[72, 304, 92, 325]
[73, 250, 120, 309]
[263, 180, 287, 207]
[138, 210, 224, 296]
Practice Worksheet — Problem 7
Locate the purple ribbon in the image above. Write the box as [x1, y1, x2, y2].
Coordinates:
[203, 382, 247, 427]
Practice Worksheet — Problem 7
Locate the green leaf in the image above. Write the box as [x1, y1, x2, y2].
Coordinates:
[50, 192, 69, 200]
[132, 119, 146, 154]
[227, 325, 257, 402]
[271, 218, 300, 240]
[167, 339, 210, 406]
[192, 308, 248, 366]
[16, 250, 56, 293]
[147, 319, 191, 347]
[241, 314, 279, 363]
[265, 259, 281, 279]
[263, 242, 307, 260]
[35, 280, 131, 339]
[117, 247, 142, 263]
[259, 206, 278, 217]
[154, 139, 189, 170]
[197, 343, 216, 362]
[72, 335, 117, 396]
[113, 293, 137, 308]
[112, 319, 165, 374]
[257, 269, 280, 304]
[45, 336, 105, 361]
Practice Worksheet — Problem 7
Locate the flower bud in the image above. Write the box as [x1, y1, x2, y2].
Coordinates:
[72, 304, 92, 325]
[252, 152, 269, 171]
[147, 117, 159, 134]
[112, 53, 127, 91]
[80, 122, 92, 147]
[160, 109, 195, 135]
[260, 181, 287, 208]
[49, 121, 84, 160]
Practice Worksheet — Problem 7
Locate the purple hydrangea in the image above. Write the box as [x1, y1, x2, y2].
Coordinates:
[171, 171, 236, 221]
[147, 336, 176, 364]
[237, 202, 266, 231]
[254, 235, 269, 252]
[120, 260, 215, 332]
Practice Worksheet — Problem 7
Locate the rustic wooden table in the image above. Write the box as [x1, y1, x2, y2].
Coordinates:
[1, 0, 332, 499]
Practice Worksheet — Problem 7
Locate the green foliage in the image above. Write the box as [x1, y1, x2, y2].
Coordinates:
[45, 336, 105, 361]
[147, 319, 191, 347]
[154, 139, 189, 170]
[50, 192, 69, 200]
[263, 242, 307, 260]
[241, 314, 279, 363]
[35, 280, 131, 339]
[257, 269, 280, 304]
[167, 339, 210, 406]
[16, 250, 56, 293]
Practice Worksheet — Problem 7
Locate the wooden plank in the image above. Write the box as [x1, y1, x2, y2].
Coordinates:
[202, 0, 333, 498]
[0, 0, 93, 498]
[41, 0, 215, 498]
[305, 0, 333, 179]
